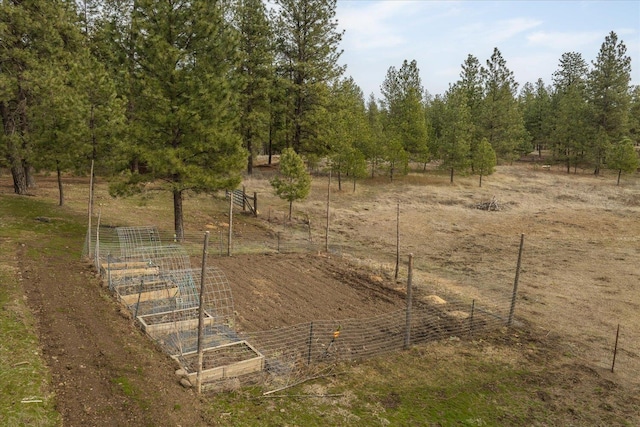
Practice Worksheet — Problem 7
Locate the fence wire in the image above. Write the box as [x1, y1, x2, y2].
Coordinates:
[82, 222, 519, 392]
[80, 197, 640, 391]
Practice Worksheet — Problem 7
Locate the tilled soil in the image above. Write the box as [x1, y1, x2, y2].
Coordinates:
[18, 241, 213, 427]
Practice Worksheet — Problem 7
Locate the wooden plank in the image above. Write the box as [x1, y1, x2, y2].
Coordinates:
[119, 286, 179, 305]
[107, 267, 160, 278]
[101, 261, 151, 270]
[176, 340, 265, 383]
[138, 309, 215, 337]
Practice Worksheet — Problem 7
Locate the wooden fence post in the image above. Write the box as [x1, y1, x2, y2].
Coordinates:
[242, 186, 246, 211]
[253, 192, 258, 217]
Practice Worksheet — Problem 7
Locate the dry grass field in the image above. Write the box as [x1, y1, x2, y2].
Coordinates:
[3, 160, 640, 424]
[29, 161, 640, 388]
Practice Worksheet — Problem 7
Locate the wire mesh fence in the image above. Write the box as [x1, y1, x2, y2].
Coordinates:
[82, 214, 640, 393]
[81, 221, 522, 392]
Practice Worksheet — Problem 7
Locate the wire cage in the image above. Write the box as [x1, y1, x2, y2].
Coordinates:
[116, 226, 163, 257]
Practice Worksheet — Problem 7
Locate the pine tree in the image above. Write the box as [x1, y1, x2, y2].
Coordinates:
[438, 88, 472, 183]
[456, 54, 484, 158]
[551, 52, 590, 172]
[233, 0, 274, 174]
[588, 31, 632, 175]
[380, 60, 428, 168]
[271, 147, 311, 219]
[363, 94, 385, 177]
[480, 48, 528, 162]
[109, 0, 246, 241]
[629, 86, 640, 145]
[472, 138, 497, 187]
[0, 0, 86, 194]
[273, 0, 344, 155]
[326, 77, 368, 190]
[520, 79, 552, 159]
[607, 137, 639, 185]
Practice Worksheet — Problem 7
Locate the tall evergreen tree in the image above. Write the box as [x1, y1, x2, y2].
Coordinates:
[380, 60, 429, 167]
[520, 79, 552, 158]
[271, 147, 311, 219]
[607, 136, 639, 186]
[472, 138, 497, 187]
[551, 52, 590, 172]
[233, 0, 274, 174]
[587, 31, 632, 175]
[363, 94, 385, 177]
[326, 77, 368, 190]
[480, 48, 528, 162]
[629, 85, 640, 145]
[438, 87, 472, 183]
[273, 0, 344, 155]
[455, 54, 484, 157]
[0, 0, 85, 194]
[109, 0, 246, 241]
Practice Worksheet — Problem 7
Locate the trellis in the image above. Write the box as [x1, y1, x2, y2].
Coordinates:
[95, 226, 265, 386]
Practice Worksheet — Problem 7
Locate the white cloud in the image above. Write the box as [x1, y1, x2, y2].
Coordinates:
[455, 18, 543, 49]
[526, 30, 604, 51]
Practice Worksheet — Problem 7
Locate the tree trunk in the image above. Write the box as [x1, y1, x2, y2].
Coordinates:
[353, 177, 356, 192]
[1, 101, 28, 195]
[288, 200, 293, 220]
[617, 169, 621, 186]
[247, 129, 253, 175]
[173, 189, 184, 242]
[56, 160, 64, 206]
[10, 161, 28, 195]
[337, 170, 342, 191]
[479, 173, 483, 187]
[450, 167, 454, 184]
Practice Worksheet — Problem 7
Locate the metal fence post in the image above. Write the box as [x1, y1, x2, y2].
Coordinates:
[508, 233, 525, 326]
[307, 322, 314, 365]
[404, 253, 413, 350]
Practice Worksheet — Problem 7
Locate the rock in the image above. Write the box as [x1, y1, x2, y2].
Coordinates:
[175, 368, 187, 378]
[180, 378, 192, 388]
[422, 295, 447, 305]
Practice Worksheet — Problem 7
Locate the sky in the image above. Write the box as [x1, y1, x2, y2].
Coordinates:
[335, 0, 640, 99]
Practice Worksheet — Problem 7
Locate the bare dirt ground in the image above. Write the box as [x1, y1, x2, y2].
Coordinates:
[3, 161, 640, 424]
[245, 163, 640, 390]
[213, 253, 407, 332]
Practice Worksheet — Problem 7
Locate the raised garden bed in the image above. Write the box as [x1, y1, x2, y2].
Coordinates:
[116, 280, 179, 306]
[137, 307, 214, 337]
[173, 340, 264, 384]
[100, 260, 160, 279]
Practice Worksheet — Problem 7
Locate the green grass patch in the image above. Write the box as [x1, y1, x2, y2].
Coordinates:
[111, 375, 151, 411]
[203, 344, 550, 426]
[0, 265, 61, 427]
[0, 193, 88, 426]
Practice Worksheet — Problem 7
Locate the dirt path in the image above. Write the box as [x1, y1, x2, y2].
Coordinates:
[18, 240, 212, 426]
